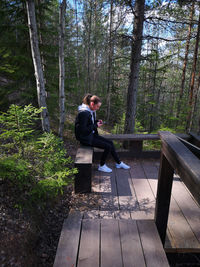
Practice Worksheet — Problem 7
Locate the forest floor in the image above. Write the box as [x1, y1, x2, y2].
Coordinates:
[0, 134, 101, 267]
[1, 133, 200, 266]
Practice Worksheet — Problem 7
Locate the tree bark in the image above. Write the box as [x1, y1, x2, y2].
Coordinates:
[86, 1, 92, 92]
[186, 11, 200, 133]
[74, 0, 81, 99]
[106, 0, 114, 122]
[58, 0, 66, 139]
[124, 0, 145, 134]
[189, 60, 200, 131]
[26, 0, 50, 132]
[176, 1, 194, 127]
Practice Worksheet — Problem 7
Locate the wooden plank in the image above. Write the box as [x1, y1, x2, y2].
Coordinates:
[115, 167, 137, 211]
[83, 210, 99, 219]
[102, 133, 159, 141]
[189, 132, 200, 147]
[119, 220, 146, 267]
[178, 137, 200, 159]
[53, 211, 82, 267]
[101, 219, 123, 267]
[75, 146, 93, 164]
[74, 146, 93, 193]
[99, 210, 115, 219]
[129, 160, 146, 179]
[77, 219, 100, 267]
[142, 162, 172, 249]
[137, 220, 169, 267]
[159, 131, 200, 205]
[98, 168, 119, 211]
[167, 196, 200, 250]
[130, 161, 155, 219]
[172, 179, 200, 244]
[92, 165, 100, 193]
[93, 150, 161, 160]
[154, 152, 174, 245]
[149, 169, 200, 251]
[101, 133, 189, 141]
[140, 161, 173, 249]
[142, 160, 159, 179]
[115, 210, 131, 219]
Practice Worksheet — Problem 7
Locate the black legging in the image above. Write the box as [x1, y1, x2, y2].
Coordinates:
[91, 134, 120, 166]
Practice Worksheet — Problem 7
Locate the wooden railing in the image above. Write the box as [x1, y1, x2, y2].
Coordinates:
[155, 131, 200, 245]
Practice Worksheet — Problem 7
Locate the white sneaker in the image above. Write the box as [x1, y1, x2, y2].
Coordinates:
[98, 164, 112, 173]
[116, 161, 130, 169]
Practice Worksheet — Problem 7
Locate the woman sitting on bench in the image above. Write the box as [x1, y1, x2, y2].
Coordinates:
[75, 94, 130, 173]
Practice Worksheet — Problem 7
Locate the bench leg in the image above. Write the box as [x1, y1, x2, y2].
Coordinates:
[74, 163, 92, 193]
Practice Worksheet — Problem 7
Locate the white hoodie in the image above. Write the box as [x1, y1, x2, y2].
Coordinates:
[78, 103, 96, 124]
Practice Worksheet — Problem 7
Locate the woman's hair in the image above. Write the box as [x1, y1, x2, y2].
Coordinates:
[82, 93, 101, 105]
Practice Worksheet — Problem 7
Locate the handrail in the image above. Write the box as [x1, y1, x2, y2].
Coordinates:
[178, 136, 200, 159]
[155, 131, 200, 245]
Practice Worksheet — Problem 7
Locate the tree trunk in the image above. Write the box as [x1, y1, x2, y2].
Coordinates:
[37, 0, 46, 76]
[86, 1, 92, 92]
[189, 61, 200, 131]
[26, 0, 50, 132]
[124, 0, 145, 134]
[58, 0, 66, 139]
[74, 0, 81, 98]
[93, 0, 97, 92]
[106, 0, 114, 122]
[176, 1, 194, 127]
[186, 11, 200, 133]
[149, 54, 158, 133]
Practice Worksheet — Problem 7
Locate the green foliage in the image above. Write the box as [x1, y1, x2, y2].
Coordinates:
[0, 155, 31, 188]
[112, 113, 145, 134]
[0, 104, 43, 155]
[30, 132, 77, 202]
[0, 105, 77, 209]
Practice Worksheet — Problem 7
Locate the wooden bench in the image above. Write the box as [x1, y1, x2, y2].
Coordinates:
[74, 145, 93, 193]
[93, 133, 189, 159]
[53, 212, 170, 267]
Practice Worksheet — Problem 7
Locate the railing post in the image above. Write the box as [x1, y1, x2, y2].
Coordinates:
[155, 151, 174, 245]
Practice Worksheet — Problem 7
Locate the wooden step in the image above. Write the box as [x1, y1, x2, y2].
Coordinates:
[54, 212, 169, 267]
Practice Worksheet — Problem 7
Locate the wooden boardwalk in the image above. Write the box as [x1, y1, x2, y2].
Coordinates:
[88, 159, 200, 253]
[54, 213, 169, 267]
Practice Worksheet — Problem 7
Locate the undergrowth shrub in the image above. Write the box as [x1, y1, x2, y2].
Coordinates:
[0, 104, 77, 210]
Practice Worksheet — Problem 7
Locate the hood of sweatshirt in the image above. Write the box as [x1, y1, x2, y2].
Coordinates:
[78, 103, 91, 113]
[78, 103, 96, 123]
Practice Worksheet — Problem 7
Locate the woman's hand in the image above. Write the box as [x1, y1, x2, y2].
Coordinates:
[97, 120, 103, 127]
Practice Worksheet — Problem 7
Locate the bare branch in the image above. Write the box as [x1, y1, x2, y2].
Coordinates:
[145, 16, 198, 25]
[119, 33, 196, 42]
[124, 0, 136, 16]
[144, 34, 196, 42]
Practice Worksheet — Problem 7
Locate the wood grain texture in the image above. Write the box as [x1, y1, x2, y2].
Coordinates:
[119, 220, 146, 267]
[101, 219, 123, 267]
[77, 219, 100, 267]
[159, 131, 200, 205]
[75, 146, 93, 164]
[53, 212, 82, 267]
[137, 220, 169, 267]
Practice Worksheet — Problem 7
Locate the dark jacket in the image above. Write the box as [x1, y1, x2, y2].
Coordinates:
[75, 109, 98, 145]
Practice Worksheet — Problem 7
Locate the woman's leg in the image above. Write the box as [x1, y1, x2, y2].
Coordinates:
[92, 135, 120, 165]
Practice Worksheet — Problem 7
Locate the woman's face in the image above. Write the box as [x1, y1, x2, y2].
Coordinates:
[90, 102, 101, 111]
